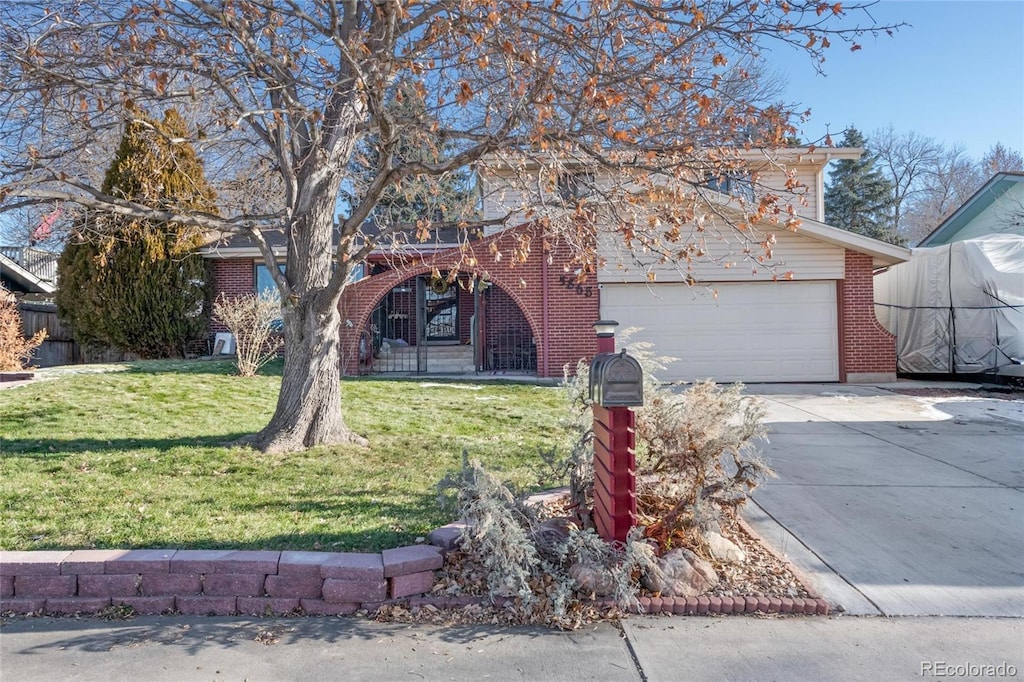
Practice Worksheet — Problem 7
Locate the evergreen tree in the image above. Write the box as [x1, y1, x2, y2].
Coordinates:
[825, 128, 902, 244]
[57, 109, 216, 358]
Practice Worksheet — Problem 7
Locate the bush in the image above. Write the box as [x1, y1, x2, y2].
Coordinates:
[0, 288, 46, 371]
[213, 292, 283, 377]
[437, 453, 651, 626]
[560, 332, 773, 549]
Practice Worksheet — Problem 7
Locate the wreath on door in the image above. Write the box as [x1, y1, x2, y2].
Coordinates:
[430, 276, 451, 295]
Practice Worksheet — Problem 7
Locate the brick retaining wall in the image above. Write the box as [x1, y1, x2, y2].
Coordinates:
[1, 529, 831, 618]
[0, 545, 443, 617]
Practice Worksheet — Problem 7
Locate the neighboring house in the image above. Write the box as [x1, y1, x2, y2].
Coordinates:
[204, 147, 911, 383]
[0, 247, 57, 299]
[875, 173, 1024, 381]
[917, 172, 1024, 247]
[0, 247, 79, 367]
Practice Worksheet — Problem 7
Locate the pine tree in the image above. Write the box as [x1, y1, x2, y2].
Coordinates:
[56, 109, 216, 358]
[825, 128, 902, 244]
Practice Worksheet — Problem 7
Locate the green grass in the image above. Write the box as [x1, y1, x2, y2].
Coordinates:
[0, 359, 570, 552]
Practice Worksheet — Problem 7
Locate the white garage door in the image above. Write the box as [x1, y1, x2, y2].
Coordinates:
[601, 281, 839, 382]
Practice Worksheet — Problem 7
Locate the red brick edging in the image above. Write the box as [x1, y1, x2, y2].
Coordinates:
[2, 526, 830, 618]
[400, 593, 828, 616]
[0, 545, 442, 617]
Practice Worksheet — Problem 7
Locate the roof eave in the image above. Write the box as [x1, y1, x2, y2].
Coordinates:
[0, 253, 56, 294]
[480, 147, 864, 171]
[200, 246, 324, 259]
[794, 217, 911, 266]
[918, 172, 1024, 246]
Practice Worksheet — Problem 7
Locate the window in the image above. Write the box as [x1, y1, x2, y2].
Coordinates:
[703, 173, 754, 201]
[254, 263, 282, 299]
[254, 262, 284, 331]
[257, 261, 365, 294]
[346, 262, 366, 284]
[557, 172, 596, 202]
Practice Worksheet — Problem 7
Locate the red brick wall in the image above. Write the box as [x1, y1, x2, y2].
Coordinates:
[340, 225, 600, 377]
[209, 244, 893, 382]
[457, 283, 474, 342]
[839, 250, 896, 380]
[483, 286, 535, 370]
[209, 259, 255, 334]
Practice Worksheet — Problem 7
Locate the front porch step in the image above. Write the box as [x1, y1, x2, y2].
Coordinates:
[374, 345, 477, 373]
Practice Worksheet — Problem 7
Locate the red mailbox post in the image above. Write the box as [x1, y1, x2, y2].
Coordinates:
[590, 321, 641, 544]
[592, 404, 636, 543]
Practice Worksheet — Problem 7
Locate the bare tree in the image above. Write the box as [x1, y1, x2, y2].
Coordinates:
[0, 1, 898, 453]
[871, 126, 941, 236]
[870, 129, 1024, 244]
[901, 145, 983, 244]
[981, 143, 1024, 176]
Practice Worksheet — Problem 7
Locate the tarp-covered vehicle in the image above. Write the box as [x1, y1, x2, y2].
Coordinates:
[874, 235, 1024, 382]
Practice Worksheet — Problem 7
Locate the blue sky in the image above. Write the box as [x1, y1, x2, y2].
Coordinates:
[767, 0, 1024, 159]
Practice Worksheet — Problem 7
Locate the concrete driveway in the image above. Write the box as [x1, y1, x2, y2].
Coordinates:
[742, 383, 1024, 617]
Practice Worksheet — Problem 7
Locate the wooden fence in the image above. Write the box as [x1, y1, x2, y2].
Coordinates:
[18, 302, 81, 367]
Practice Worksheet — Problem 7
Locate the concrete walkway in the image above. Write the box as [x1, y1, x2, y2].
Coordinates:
[744, 383, 1024, 617]
[1, 615, 1021, 681]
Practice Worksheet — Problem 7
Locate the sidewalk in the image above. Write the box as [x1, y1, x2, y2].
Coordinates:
[1, 614, 1021, 681]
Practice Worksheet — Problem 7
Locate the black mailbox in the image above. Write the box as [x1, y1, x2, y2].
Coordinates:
[589, 350, 644, 407]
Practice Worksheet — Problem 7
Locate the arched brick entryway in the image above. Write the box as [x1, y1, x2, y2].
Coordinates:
[341, 267, 540, 375]
[338, 225, 599, 377]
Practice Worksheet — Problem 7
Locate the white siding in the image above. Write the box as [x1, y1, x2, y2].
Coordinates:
[479, 160, 828, 235]
[754, 166, 822, 221]
[597, 223, 845, 283]
[601, 281, 839, 382]
[480, 170, 529, 236]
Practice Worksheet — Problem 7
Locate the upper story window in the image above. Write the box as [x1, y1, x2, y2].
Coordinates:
[703, 173, 754, 201]
[558, 172, 596, 202]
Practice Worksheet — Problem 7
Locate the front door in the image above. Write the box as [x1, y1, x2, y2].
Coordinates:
[422, 277, 459, 343]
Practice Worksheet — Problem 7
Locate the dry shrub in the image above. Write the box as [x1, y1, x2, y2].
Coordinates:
[434, 334, 774, 625]
[212, 292, 283, 376]
[561, 332, 773, 550]
[437, 453, 651, 626]
[0, 288, 47, 371]
[636, 381, 773, 549]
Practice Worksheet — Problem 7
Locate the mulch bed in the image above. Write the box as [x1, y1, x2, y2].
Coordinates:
[375, 499, 820, 629]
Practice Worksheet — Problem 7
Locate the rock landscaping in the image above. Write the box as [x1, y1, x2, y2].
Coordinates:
[0, 510, 825, 625]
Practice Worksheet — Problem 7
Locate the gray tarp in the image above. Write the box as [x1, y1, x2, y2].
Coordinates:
[874, 234, 1024, 379]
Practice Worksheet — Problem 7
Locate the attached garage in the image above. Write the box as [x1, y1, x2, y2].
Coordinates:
[601, 280, 839, 382]
[597, 219, 911, 384]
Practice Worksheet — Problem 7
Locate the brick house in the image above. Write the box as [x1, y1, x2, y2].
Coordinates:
[202, 222, 599, 378]
[201, 147, 910, 382]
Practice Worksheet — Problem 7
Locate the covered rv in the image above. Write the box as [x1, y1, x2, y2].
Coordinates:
[874, 235, 1023, 381]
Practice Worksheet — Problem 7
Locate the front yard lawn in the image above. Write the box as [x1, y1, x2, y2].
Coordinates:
[0, 360, 569, 552]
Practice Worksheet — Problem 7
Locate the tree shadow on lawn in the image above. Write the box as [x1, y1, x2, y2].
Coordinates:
[0, 433, 255, 457]
[9, 492, 450, 554]
[119, 358, 284, 377]
[215, 493, 450, 553]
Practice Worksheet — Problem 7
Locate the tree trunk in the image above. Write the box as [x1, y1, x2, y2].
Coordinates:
[235, 281, 368, 454]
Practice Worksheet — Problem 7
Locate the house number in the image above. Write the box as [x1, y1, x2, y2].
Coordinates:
[558, 275, 593, 297]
